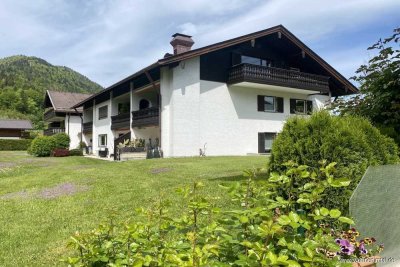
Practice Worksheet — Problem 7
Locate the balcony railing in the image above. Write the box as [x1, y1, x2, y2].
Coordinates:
[228, 63, 330, 92]
[44, 127, 65, 136]
[44, 108, 64, 121]
[132, 107, 159, 128]
[111, 112, 130, 130]
[83, 122, 93, 133]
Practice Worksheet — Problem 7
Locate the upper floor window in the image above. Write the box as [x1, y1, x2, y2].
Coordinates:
[241, 55, 273, 67]
[257, 95, 284, 113]
[290, 99, 313, 114]
[98, 105, 108, 120]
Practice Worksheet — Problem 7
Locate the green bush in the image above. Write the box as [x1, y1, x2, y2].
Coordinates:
[28, 136, 57, 157]
[69, 149, 83, 156]
[269, 111, 399, 212]
[53, 133, 70, 149]
[0, 139, 32, 151]
[65, 162, 382, 266]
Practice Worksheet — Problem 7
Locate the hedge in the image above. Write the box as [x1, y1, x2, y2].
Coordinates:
[0, 139, 32, 151]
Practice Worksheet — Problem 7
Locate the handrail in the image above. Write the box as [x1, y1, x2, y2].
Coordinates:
[132, 107, 159, 120]
[228, 63, 330, 91]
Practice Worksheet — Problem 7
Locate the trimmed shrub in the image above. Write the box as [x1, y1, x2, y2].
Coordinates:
[0, 139, 32, 151]
[269, 111, 399, 212]
[53, 133, 70, 149]
[28, 136, 57, 157]
[69, 149, 83, 156]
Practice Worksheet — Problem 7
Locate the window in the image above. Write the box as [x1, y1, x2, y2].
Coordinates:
[257, 95, 284, 113]
[241, 55, 273, 67]
[264, 96, 275, 111]
[98, 134, 107, 147]
[290, 99, 313, 114]
[295, 100, 306, 114]
[98, 105, 108, 120]
[258, 132, 277, 153]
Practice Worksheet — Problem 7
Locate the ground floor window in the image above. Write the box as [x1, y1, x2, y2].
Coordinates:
[98, 134, 107, 147]
[258, 132, 277, 153]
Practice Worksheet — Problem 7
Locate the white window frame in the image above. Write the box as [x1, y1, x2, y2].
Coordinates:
[98, 105, 108, 120]
[98, 134, 107, 147]
[295, 99, 306, 114]
[264, 96, 276, 112]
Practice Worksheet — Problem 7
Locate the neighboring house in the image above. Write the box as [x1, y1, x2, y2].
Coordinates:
[72, 25, 357, 159]
[43, 90, 92, 149]
[0, 119, 33, 139]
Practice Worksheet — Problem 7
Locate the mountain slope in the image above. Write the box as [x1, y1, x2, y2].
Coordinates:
[0, 55, 103, 128]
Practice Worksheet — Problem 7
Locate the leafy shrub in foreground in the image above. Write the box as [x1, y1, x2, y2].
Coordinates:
[269, 111, 399, 212]
[53, 133, 70, 149]
[64, 162, 381, 266]
[0, 139, 32, 151]
[28, 136, 56, 157]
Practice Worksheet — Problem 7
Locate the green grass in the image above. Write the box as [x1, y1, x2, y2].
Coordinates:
[0, 151, 267, 266]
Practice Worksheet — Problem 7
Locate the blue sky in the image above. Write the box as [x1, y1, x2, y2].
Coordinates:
[0, 0, 399, 87]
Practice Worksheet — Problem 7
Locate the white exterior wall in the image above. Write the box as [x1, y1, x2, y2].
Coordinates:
[64, 115, 81, 149]
[161, 57, 201, 157]
[92, 100, 114, 156]
[160, 56, 331, 157]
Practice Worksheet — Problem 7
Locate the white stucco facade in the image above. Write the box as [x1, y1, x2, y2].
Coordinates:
[159, 56, 331, 157]
[92, 99, 114, 156]
[64, 114, 81, 149]
[82, 57, 332, 159]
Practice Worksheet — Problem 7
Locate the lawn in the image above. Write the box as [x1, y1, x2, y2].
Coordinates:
[0, 151, 267, 266]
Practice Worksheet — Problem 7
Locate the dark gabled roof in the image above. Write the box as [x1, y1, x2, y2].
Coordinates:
[0, 119, 33, 130]
[45, 90, 92, 113]
[73, 25, 358, 108]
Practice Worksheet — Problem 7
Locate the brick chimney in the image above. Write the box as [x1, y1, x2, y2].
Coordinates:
[170, 33, 194, 55]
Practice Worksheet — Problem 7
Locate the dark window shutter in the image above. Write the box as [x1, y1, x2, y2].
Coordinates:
[276, 97, 284, 113]
[232, 52, 241, 66]
[258, 133, 265, 153]
[290, 99, 296, 114]
[257, 95, 264, 111]
[307, 100, 313, 114]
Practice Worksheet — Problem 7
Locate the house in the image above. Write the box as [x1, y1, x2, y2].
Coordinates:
[72, 25, 357, 159]
[43, 90, 92, 149]
[0, 119, 33, 139]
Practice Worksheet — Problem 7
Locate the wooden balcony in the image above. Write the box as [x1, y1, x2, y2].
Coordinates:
[131, 107, 159, 128]
[83, 122, 93, 134]
[44, 108, 64, 122]
[228, 63, 330, 92]
[111, 113, 130, 130]
[44, 127, 65, 136]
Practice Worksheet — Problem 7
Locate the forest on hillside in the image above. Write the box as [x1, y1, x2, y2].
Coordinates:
[0, 55, 103, 129]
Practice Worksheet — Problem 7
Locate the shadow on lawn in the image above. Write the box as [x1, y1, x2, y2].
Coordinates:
[209, 172, 268, 182]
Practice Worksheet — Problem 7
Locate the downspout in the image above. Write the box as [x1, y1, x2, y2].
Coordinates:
[67, 114, 70, 135]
